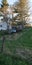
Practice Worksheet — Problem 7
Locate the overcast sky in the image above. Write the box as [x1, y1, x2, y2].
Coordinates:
[0, 0, 32, 5]
[0, 0, 18, 5]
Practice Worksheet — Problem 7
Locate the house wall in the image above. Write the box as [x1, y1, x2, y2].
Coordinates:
[0, 22, 7, 30]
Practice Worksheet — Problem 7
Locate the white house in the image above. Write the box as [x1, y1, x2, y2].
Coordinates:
[0, 22, 7, 30]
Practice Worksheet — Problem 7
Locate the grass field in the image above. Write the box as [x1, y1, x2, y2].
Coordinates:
[0, 27, 32, 65]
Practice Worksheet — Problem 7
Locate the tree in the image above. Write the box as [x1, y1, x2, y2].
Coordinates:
[0, 1, 10, 52]
[0, 0, 10, 30]
[0, 0, 8, 13]
[2, 0, 8, 5]
[14, 0, 30, 25]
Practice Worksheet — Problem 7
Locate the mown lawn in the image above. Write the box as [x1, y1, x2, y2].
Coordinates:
[0, 27, 32, 65]
[0, 53, 30, 65]
[5, 27, 32, 50]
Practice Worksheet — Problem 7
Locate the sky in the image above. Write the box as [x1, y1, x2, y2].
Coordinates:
[0, 0, 18, 5]
[0, 0, 32, 5]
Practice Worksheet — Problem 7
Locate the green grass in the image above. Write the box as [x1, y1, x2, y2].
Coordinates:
[0, 53, 31, 65]
[0, 27, 32, 65]
[18, 29, 32, 48]
[5, 27, 32, 50]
